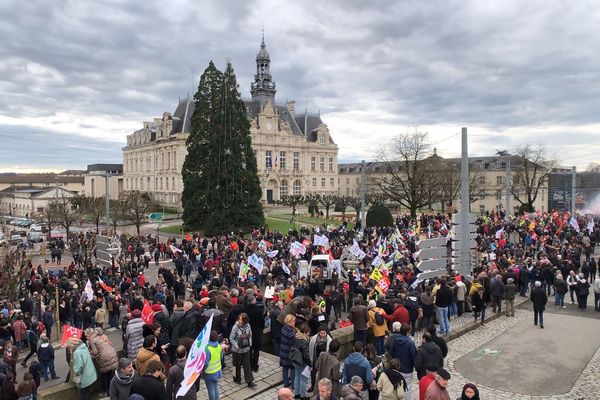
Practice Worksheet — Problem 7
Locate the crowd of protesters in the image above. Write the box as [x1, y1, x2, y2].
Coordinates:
[0, 209, 597, 400]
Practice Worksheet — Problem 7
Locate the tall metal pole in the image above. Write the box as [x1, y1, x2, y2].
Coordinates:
[104, 171, 110, 235]
[459, 128, 471, 276]
[571, 166, 576, 216]
[505, 153, 511, 218]
[359, 160, 366, 232]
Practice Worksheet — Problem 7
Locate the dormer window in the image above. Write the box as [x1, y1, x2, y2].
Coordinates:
[319, 132, 326, 144]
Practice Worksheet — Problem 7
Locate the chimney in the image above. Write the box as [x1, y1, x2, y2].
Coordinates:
[287, 100, 296, 116]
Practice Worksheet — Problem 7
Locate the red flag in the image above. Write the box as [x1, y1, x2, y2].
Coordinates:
[328, 249, 334, 261]
[61, 324, 82, 347]
[142, 300, 154, 325]
[98, 277, 113, 293]
[185, 233, 192, 242]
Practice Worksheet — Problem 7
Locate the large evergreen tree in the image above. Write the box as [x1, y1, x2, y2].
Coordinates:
[182, 61, 264, 234]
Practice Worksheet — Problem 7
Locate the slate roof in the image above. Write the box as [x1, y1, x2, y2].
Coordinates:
[0, 174, 84, 184]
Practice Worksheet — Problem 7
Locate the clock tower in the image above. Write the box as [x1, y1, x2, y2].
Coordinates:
[250, 34, 277, 107]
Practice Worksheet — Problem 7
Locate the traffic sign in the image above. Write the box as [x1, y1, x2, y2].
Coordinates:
[416, 247, 447, 259]
[416, 258, 447, 271]
[452, 213, 477, 223]
[417, 237, 447, 248]
[148, 213, 163, 221]
[417, 269, 448, 280]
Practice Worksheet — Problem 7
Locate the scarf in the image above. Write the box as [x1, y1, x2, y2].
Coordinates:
[384, 368, 407, 392]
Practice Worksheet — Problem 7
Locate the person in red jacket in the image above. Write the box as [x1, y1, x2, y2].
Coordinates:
[419, 365, 437, 400]
[383, 300, 410, 326]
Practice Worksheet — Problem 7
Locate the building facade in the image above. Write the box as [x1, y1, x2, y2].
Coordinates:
[339, 154, 549, 214]
[122, 38, 338, 209]
[0, 173, 85, 195]
[0, 186, 78, 217]
[84, 164, 124, 200]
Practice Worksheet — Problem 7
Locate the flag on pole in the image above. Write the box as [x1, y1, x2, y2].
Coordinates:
[176, 315, 214, 397]
[97, 277, 113, 293]
[248, 253, 264, 274]
[282, 261, 291, 275]
[238, 263, 249, 280]
[84, 279, 94, 302]
[61, 325, 83, 347]
[495, 227, 505, 239]
[570, 217, 580, 233]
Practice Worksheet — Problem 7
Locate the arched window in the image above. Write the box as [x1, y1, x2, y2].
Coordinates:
[293, 180, 302, 196]
[280, 179, 288, 198]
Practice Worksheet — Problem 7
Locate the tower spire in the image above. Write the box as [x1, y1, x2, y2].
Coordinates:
[250, 32, 276, 105]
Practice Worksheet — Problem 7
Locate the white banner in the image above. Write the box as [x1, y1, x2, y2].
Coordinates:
[290, 241, 306, 256]
[266, 249, 279, 258]
[176, 315, 213, 397]
[84, 279, 94, 302]
[248, 253, 265, 274]
[313, 234, 329, 248]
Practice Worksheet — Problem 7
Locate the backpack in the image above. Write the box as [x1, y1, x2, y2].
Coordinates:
[374, 309, 385, 326]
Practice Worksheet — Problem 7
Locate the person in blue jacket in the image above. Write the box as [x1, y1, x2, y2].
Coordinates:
[342, 341, 373, 392]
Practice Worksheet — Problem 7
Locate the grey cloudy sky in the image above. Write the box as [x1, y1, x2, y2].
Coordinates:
[1, 0, 599, 172]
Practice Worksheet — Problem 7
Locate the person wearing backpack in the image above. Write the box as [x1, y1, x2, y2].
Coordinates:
[229, 313, 256, 388]
[367, 300, 389, 356]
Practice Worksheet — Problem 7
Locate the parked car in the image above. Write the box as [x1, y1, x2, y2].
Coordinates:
[30, 224, 48, 233]
[28, 232, 44, 243]
[9, 234, 24, 245]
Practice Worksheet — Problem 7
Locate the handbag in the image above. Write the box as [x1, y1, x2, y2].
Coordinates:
[290, 346, 304, 365]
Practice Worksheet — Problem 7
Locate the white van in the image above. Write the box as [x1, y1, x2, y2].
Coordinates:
[28, 232, 44, 243]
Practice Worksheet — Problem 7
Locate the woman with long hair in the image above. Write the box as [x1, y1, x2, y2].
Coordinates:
[229, 312, 256, 388]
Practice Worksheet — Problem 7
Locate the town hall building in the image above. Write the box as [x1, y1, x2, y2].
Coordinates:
[122, 38, 339, 210]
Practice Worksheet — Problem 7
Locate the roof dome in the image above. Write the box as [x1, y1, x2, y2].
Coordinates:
[257, 39, 270, 60]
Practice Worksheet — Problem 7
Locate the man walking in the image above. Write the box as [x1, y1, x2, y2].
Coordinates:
[434, 280, 452, 335]
[530, 281, 548, 329]
[348, 297, 369, 345]
[505, 278, 517, 317]
[387, 323, 416, 400]
[490, 275, 506, 314]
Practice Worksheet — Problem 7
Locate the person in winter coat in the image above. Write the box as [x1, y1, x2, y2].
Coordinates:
[386, 323, 416, 400]
[414, 333, 443, 380]
[316, 339, 341, 398]
[530, 281, 548, 328]
[505, 278, 517, 317]
[71, 338, 98, 400]
[229, 312, 255, 388]
[279, 314, 297, 388]
[342, 341, 373, 391]
[292, 323, 311, 400]
[470, 286, 486, 325]
[434, 280, 453, 335]
[427, 325, 448, 359]
[1, 372, 18, 400]
[575, 273, 590, 310]
[377, 358, 406, 400]
[367, 300, 389, 356]
[419, 289, 435, 332]
[240, 295, 265, 372]
[16, 371, 37, 400]
[12, 315, 27, 349]
[36, 336, 59, 381]
[348, 297, 369, 345]
[125, 310, 145, 359]
[567, 270, 579, 304]
[166, 345, 198, 400]
[593, 274, 600, 312]
[308, 326, 333, 393]
[109, 358, 138, 400]
[129, 360, 166, 400]
[554, 274, 568, 308]
[136, 335, 160, 377]
[87, 328, 118, 396]
[424, 368, 451, 400]
[490, 275, 506, 314]
[340, 376, 366, 400]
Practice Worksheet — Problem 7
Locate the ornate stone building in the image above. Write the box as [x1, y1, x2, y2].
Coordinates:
[122, 38, 339, 210]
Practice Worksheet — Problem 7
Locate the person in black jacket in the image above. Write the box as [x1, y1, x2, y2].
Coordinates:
[241, 295, 265, 372]
[427, 325, 448, 359]
[435, 280, 453, 335]
[414, 333, 443, 379]
[530, 281, 548, 328]
[129, 360, 166, 400]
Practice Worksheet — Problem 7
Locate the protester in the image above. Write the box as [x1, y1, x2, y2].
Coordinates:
[367, 300, 389, 356]
[316, 378, 338, 400]
[377, 358, 407, 400]
[279, 314, 297, 388]
[419, 366, 437, 400]
[36, 335, 59, 382]
[136, 335, 161, 377]
[342, 341, 373, 391]
[349, 297, 369, 345]
[425, 367, 451, 400]
[386, 323, 416, 400]
[315, 338, 341, 398]
[129, 360, 167, 400]
[414, 333, 443, 380]
[86, 327, 118, 397]
[166, 345, 198, 400]
[109, 358, 138, 400]
[229, 312, 256, 388]
[71, 338, 97, 400]
[308, 325, 333, 393]
[202, 331, 223, 400]
[340, 375, 366, 400]
[457, 383, 480, 400]
[16, 371, 37, 400]
[291, 323, 311, 400]
[530, 281, 548, 328]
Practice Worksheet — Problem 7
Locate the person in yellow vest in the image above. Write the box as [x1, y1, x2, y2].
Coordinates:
[203, 330, 223, 400]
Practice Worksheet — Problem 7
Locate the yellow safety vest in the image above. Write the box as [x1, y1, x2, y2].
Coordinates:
[204, 344, 222, 374]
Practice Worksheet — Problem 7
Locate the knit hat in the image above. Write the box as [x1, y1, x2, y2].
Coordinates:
[438, 368, 451, 380]
[131, 309, 142, 318]
[151, 304, 162, 312]
[367, 300, 376, 310]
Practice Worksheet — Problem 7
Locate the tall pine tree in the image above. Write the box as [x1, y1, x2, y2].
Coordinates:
[182, 61, 264, 234]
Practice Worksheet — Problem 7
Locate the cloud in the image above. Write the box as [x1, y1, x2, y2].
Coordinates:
[0, 0, 599, 171]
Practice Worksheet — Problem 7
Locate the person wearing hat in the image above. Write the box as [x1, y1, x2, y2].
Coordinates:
[367, 299, 389, 356]
[505, 278, 517, 317]
[340, 375, 365, 400]
[418, 365, 437, 400]
[424, 368, 451, 400]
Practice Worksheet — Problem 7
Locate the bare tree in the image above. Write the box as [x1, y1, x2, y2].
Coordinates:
[123, 191, 154, 236]
[110, 198, 128, 234]
[334, 195, 350, 219]
[40, 203, 60, 241]
[510, 145, 557, 213]
[279, 195, 304, 222]
[73, 195, 105, 234]
[349, 196, 372, 220]
[437, 160, 483, 211]
[53, 196, 79, 241]
[305, 194, 321, 217]
[372, 129, 434, 217]
[319, 195, 337, 219]
[586, 162, 600, 173]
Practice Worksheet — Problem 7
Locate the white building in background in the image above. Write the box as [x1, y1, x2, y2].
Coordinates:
[122, 38, 339, 210]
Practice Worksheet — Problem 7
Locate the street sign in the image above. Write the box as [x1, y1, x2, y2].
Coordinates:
[416, 258, 447, 271]
[452, 213, 477, 223]
[148, 213, 163, 221]
[451, 239, 477, 249]
[96, 235, 120, 268]
[417, 237, 447, 248]
[416, 247, 447, 259]
[417, 269, 448, 280]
